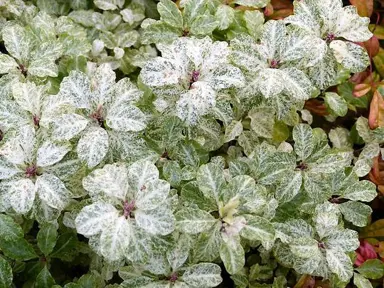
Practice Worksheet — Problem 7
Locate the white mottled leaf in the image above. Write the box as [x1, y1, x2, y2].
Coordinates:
[0, 53, 18, 74]
[37, 141, 71, 168]
[36, 174, 72, 210]
[8, 178, 35, 214]
[59, 70, 92, 109]
[354, 272, 373, 288]
[197, 163, 225, 202]
[220, 235, 245, 275]
[325, 92, 348, 117]
[83, 163, 129, 201]
[256, 68, 284, 98]
[241, 215, 275, 243]
[135, 205, 175, 235]
[158, 0, 183, 29]
[100, 216, 131, 261]
[330, 41, 370, 73]
[51, 113, 89, 141]
[326, 248, 353, 282]
[127, 160, 159, 193]
[334, 6, 372, 42]
[290, 237, 319, 258]
[224, 120, 243, 143]
[167, 234, 191, 271]
[0, 157, 22, 180]
[182, 263, 223, 287]
[135, 179, 170, 211]
[176, 81, 216, 125]
[324, 229, 359, 252]
[275, 171, 302, 203]
[293, 124, 313, 161]
[341, 180, 377, 202]
[215, 5, 234, 30]
[190, 14, 218, 35]
[75, 202, 119, 237]
[339, 201, 372, 227]
[175, 207, 217, 234]
[77, 126, 109, 168]
[106, 104, 146, 132]
[2, 24, 30, 61]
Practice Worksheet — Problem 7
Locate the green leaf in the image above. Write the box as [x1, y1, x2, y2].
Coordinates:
[0, 214, 38, 261]
[325, 92, 348, 117]
[220, 235, 245, 275]
[182, 263, 222, 287]
[35, 266, 55, 288]
[354, 273, 373, 288]
[0, 256, 12, 288]
[356, 259, 384, 279]
[175, 207, 217, 234]
[158, 0, 183, 29]
[293, 124, 313, 161]
[37, 223, 58, 256]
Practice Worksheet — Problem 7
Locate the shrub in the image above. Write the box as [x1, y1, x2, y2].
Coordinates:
[0, 0, 381, 287]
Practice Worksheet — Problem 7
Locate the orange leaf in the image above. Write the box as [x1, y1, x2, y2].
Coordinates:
[368, 90, 384, 128]
[354, 83, 372, 97]
[349, 0, 373, 17]
[269, 8, 293, 19]
[360, 219, 384, 239]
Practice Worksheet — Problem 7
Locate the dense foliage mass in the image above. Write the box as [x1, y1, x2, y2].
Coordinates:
[0, 0, 384, 287]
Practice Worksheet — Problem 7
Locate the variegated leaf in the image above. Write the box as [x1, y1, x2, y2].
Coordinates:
[75, 202, 119, 237]
[77, 126, 109, 168]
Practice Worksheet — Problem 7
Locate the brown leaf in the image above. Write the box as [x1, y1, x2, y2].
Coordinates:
[349, 0, 374, 17]
[364, 36, 380, 58]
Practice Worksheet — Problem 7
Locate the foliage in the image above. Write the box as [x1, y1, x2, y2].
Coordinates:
[0, 0, 383, 287]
